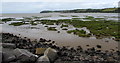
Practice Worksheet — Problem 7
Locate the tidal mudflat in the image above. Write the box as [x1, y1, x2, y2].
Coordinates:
[1, 13, 119, 51]
[0, 13, 119, 63]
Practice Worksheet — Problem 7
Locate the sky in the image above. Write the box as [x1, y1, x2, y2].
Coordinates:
[0, 0, 120, 13]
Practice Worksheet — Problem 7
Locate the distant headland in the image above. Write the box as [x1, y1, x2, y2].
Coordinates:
[40, 7, 119, 13]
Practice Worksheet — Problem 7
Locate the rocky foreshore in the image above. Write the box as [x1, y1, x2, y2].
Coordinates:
[0, 33, 120, 63]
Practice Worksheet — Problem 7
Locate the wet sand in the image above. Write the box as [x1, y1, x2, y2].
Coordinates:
[1, 23, 118, 51]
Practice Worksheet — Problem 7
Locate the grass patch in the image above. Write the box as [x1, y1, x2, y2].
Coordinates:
[40, 20, 56, 25]
[67, 29, 90, 37]
[47, 27, 57, 31]
[9, 22, 26, 26]
[62, 28, 68, 30]
[95, 18, 105, 20]
[71, 15, 79, 17]
[2, 18, 15, 22]
[61, 24, 68, 28]
[38, 18, 120, 41]
[83, 16, 95, 21]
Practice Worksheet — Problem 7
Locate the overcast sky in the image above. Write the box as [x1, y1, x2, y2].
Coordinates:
[1, 0, 119, 13]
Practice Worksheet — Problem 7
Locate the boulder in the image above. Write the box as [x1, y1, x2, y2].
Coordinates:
[37, 55, 50, 63]
[35, 48, 47, 55]
[2, 51, 16, 63]
[96, 45, 102, 48]
[13, 48, 38, 62]
[44, 48, 58, 62]
[1, 47, 16, 63]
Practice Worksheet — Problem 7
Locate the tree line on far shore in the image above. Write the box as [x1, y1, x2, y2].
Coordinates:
[40, 7, 119, 13]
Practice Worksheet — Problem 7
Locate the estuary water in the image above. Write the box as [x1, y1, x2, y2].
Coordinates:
[1, 13, 118, 20]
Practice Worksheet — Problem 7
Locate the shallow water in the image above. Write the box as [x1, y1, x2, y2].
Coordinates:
[1, 13, 118, 21]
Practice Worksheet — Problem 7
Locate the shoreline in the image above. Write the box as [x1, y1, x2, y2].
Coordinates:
[1, 33, 119, 63]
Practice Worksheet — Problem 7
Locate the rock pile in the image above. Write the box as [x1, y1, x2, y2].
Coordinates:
[1, 33, 120, 63]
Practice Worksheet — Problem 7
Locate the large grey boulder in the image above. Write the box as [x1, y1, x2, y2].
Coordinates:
[13, 48, 38, 62]
[2, 51, 16, 63]
[37, 55, 50, 63]
[1, 47, 16, 63]
[44, 48, 58, 62]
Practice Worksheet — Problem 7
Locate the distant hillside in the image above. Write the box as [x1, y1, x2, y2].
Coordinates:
[40, 8, 119, 13]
